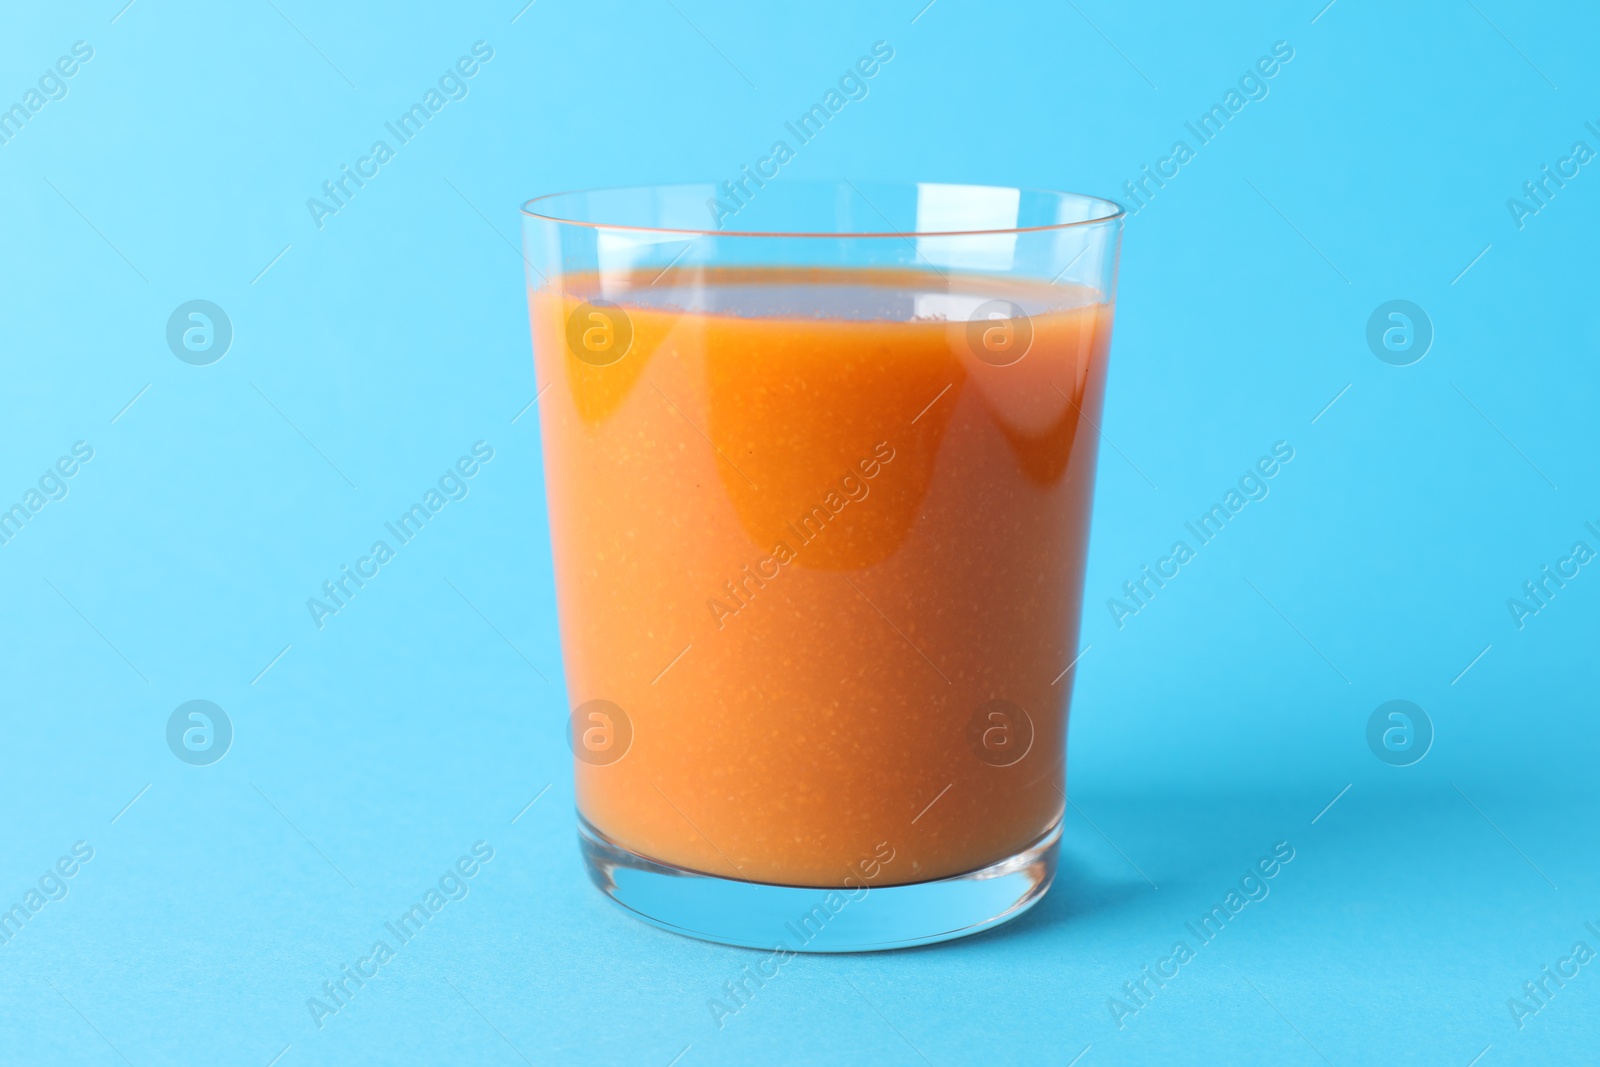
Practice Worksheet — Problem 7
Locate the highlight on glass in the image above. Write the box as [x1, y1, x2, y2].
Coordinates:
[522, 181, 1124, 951]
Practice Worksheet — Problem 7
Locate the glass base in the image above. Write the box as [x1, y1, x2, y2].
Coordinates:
[578, 815, 1059, 952]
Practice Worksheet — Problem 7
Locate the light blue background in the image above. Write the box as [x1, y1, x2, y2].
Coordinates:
[2, 0, 1597, 1063]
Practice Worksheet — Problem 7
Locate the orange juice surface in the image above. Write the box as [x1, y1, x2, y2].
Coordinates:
[531, 267, 1112, 887]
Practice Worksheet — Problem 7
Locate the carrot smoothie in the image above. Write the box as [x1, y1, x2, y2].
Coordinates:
[532, 267, 1112, 888]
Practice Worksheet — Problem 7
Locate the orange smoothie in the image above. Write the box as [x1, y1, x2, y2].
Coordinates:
[531, 267, 1111, 887]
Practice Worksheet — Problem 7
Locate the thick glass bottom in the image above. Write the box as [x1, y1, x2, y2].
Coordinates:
[578, 814, 1059, 952]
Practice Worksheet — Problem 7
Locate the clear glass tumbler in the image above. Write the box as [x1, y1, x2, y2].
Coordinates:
[521, 181, 1123, 951]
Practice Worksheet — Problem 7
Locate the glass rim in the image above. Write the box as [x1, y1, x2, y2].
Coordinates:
[519, 180, 1126, 239]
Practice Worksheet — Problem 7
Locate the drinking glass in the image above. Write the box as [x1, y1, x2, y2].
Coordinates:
[521, 181, 1123, 950]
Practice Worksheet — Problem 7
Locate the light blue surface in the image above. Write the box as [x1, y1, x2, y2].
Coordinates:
[2, 1, 1597, 1063]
